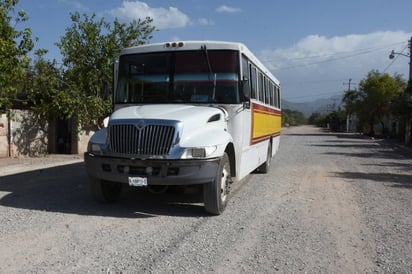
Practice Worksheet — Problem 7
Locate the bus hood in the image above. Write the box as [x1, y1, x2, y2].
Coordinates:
[109, 105, 229, 148]
[110, 104, 227, 123]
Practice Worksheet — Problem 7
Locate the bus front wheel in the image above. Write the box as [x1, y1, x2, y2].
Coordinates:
[90, 177, 123, 203]
[203, 153, 232, 215]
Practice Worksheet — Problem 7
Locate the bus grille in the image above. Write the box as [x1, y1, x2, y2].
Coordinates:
[108, 123, 176, 156]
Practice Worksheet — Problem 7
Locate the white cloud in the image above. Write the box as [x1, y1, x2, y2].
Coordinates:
[197, 18, 214, 26]
[109, 1, 191, 29]
[259, 31, 412, 101]
[59, 0, 89, 12]
[216, 5, 241, 13]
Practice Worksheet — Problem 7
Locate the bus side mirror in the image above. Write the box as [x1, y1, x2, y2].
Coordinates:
[242, 79, 251, 109]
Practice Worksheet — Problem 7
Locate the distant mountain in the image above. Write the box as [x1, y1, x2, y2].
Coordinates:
[282, 95, 343, 117]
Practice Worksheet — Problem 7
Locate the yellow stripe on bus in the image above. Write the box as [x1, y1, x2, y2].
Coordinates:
[251, 102, 281, 144]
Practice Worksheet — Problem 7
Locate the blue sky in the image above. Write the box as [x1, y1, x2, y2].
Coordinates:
[17, 0, 412, 102]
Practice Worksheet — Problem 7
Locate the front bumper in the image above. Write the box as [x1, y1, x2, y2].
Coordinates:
[84, 153, 220, 185]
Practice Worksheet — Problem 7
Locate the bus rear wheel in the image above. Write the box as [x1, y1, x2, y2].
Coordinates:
[257, 142, 272, 174]
[203, 153, 231, 215]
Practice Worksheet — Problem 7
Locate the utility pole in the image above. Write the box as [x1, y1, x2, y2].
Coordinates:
[409, 37, 412, 82]
[343, 78, 352, 133]
[408, 37, 412, 145]
[389, 36, 412, 145]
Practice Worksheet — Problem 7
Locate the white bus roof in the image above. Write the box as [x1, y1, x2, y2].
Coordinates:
[120, 41, 279, 85]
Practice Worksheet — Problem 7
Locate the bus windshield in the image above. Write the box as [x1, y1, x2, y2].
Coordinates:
[116, 50, 240, 104]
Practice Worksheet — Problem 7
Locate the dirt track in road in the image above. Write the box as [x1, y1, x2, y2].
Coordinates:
[0, 125, 411, 273]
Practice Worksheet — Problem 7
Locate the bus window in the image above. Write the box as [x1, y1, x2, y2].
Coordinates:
[269, 82, 274, 106]
[264, 78, 270, 105]
[250, 65, 257, 99]
[258, 72, 264, 103]
[274, 86, 280, 108]
[116, 50, 241, 104]
[241, 55, 249, 80]
[241, 55, 250, 101]
[277, 86, 281, 108]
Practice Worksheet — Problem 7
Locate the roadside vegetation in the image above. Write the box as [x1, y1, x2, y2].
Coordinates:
[308, 71, 412, 139]
[1, 0, 155, 131]
[282, 109, 307, 126]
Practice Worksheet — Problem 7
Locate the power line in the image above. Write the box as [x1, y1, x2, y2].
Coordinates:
[271, 49, 389, 70]
[266, 41, 406, 62]
[281, 78, 348, 86]
[262, 41, 407, 71]
[283, 91, 343, 100]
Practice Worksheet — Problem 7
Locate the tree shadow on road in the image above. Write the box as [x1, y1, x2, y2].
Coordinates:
[288, 128, 412, 189]
[332, 171, 412, 189]
[0, 163, 209, 218]
[361, 161, 412, 173]
[311, 143, 380, 149]
[307, 131, 412, 161]
[322, 150, 407, 160]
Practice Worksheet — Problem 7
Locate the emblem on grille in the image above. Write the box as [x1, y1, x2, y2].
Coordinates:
[136, 120, 145, 130]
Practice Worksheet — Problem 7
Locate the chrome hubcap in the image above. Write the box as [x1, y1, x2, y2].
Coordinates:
[220, 163, 230, 202]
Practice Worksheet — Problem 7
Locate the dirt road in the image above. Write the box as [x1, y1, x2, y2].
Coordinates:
[0, 125, 411, 273]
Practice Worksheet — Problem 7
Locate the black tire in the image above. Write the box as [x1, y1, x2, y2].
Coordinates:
[203, 153, 232, 215]
[90, 177, 123, 203]
[257, 141, 272, 174]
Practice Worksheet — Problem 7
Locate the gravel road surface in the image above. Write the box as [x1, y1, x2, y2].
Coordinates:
[0, 125, 411, 273]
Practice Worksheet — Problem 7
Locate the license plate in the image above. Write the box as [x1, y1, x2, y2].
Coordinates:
[128, 177, 147, 187]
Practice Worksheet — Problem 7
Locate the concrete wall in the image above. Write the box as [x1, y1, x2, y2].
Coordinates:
[78, 130, 94, 155]
[10, 110, 49, 157]
[0, 114, 9, 157]
[1, 110, 93, 158]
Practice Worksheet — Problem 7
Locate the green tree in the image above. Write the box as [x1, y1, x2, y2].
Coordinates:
[342, 88, 361, 117]
[282, 109, 307, 126]
[308, 112, 326, 127]
[391, 86, 412, 118]
[325, 108, 346, 132]
[54, 12, 156, 129]
[0, 0, 34, 110]
[356, 70, 405, 136]
[308, 110, 346, 131]
[391, 80, 412, 141]
[25, 49, 76, 120]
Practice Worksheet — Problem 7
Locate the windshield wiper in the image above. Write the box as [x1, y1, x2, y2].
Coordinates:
[201, 45, 216, 100]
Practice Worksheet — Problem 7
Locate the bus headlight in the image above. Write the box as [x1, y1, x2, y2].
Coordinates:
[88, 143, 106, 155]
[181, 146, 217, 159]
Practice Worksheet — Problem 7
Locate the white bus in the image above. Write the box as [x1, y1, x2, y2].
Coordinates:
[85, 41, 281, 215]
